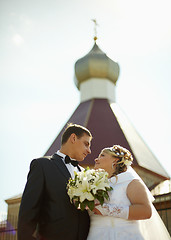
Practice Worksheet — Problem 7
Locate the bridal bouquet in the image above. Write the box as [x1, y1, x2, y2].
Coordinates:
[67, 167, 113, 211]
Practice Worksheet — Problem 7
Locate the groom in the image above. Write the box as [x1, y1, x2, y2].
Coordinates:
[18, 123, 92, 240]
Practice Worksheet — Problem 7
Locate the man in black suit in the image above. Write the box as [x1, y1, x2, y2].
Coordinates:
[18, 123, 92, 240]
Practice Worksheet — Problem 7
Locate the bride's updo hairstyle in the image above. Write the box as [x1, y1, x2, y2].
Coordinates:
[103, 145, 133, 176]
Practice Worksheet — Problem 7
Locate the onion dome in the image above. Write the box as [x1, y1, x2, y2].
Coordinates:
[74, 42, 120, 89]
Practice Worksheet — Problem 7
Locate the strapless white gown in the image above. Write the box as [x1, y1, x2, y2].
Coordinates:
[87, 169, 171, 240]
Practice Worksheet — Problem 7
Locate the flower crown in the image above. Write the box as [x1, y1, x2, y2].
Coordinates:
[106, 145, 133, 167]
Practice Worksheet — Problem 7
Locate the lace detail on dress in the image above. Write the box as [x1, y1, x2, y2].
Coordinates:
[96, 203, 129, 219]
[104, 204, 123, 215]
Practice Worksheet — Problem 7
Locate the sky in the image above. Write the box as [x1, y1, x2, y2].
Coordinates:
[0, 0, 171, 216]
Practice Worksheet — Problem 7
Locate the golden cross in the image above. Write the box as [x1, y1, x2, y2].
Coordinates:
[92, 19, 99, 42]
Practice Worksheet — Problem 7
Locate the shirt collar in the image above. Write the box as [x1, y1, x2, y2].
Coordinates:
[56, 150, 66, 159]
[56, 150, 76, 161]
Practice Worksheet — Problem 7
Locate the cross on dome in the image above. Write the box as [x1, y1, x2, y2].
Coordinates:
[92, 19, 99, 42]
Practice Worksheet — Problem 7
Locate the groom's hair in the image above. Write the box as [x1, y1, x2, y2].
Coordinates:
[61, 123, 92, 145]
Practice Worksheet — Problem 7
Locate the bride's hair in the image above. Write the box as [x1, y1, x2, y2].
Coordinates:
[103, 145, 133, 176]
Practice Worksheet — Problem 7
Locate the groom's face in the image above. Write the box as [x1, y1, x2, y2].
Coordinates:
[71, 133, 91, 161]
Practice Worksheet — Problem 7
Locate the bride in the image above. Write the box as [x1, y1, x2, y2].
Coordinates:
[87, 145, 170, 240]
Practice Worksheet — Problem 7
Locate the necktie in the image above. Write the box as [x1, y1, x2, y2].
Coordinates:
[65, 155, 81, 171]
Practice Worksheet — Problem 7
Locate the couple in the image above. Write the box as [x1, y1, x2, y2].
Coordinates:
[18, 123, 170, 240]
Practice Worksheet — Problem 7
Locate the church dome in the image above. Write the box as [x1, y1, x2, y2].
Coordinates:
[74, 42, 120, 89]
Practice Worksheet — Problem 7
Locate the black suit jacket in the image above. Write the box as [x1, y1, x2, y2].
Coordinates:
[18, 154, 90, 240]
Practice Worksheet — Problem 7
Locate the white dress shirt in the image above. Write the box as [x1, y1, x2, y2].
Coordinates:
[56, 150, 83, 178]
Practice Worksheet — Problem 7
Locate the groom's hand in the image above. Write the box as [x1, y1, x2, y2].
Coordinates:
[94, 199, 100, 206]
[92, 207, 102, 215]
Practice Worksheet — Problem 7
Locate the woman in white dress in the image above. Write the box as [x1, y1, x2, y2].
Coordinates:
[87, 145, 171, 240]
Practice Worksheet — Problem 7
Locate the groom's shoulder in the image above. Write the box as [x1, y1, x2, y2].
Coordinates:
[31, 155, 53, 165]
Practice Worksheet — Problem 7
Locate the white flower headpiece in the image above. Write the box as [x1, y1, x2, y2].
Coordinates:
[107, 145, 133, 167]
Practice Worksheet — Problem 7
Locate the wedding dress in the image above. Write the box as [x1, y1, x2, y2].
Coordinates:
[87, 168, 171, 240]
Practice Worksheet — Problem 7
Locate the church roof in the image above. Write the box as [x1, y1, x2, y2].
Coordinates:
[45, 98, 169, 181]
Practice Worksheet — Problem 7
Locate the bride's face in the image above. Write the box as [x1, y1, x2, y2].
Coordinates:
[94, 150, 115, 175]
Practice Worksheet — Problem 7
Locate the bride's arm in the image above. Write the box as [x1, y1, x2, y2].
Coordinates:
[126, 179, 152, 220]
[93, 179, 152, 220]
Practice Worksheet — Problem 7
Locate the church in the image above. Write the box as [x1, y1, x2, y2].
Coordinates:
[2, 33, 171, 238]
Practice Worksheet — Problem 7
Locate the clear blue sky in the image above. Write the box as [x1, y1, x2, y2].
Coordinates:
[0, 0, 171, 216]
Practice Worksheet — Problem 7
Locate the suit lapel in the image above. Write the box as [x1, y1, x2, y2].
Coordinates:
[51, 154, 71, 180]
